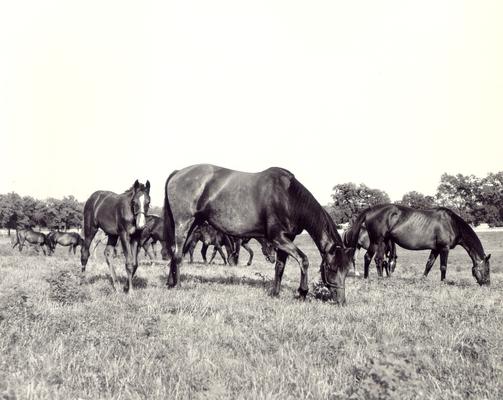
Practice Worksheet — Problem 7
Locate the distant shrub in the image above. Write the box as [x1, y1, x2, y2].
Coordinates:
[45, 268, 89, 305]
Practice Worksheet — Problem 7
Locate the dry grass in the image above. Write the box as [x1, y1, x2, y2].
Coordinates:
[1, 232, 503, 399]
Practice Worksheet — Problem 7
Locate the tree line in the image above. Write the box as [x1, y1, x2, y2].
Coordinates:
[329, 172, 503, 227]
[1, 171, 501, 234]
[0, 192, 164, 235]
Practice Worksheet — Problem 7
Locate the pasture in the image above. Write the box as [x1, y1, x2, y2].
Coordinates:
[1, 232, 503, 399]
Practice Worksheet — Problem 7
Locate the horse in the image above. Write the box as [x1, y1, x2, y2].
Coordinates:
[47, 231, 84, 255]
[12, 228, 50, 255]
[138, 214, 168, 261]
[81, 180, 151, 292]
[346, 204, 490, 285]
[341, 226, 397, 277]
[229, 237, 276, 266]
[184, 222, 234, 265]
[163, 164, 354, 304]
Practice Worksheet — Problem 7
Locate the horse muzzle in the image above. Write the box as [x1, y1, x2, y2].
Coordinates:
[135, 212, 146, 229]
[328, 287, 346, 306]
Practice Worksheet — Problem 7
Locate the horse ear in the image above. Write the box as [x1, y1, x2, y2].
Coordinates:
[145, 180, 151, 193]
[133, 179, 140, 191]
[486, 254, 491, 262]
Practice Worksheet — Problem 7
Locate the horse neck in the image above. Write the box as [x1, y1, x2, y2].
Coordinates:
[300, 204, 342, 254]
[457, 221, 485, 265]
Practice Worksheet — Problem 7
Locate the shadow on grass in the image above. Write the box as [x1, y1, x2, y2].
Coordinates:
[85, 274, 149, 289]
[156, 271, 270, 289]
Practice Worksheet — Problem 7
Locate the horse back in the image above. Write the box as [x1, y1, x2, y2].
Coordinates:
[84, 190, 127, 235]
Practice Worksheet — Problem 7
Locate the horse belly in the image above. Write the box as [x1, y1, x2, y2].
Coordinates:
[390, 227, 436, 250]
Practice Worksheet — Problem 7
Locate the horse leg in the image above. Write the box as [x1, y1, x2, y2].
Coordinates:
[208, 246, 218, 264]
[215, 244, 227, 265]
[81, 226, 99, 272]
[388, 241, 397, 274]
[271, 250, 288, 297]
[105, 235, 120, 290]
[353, 246, 361, 277]
[201, 244, 209, 264]
[363, 244, 377, 279]
[423, 250, 439, 277]
[439, 248, 449, 281]
[119, 232, 137, 293]
[125, 235, 140, 292]
[271, 233, 309, 299]
[152, 241, 158, 259]
[374, 241, 386, 278]
[143, 239, 155, 261]
[167, 219, 196, 288]
[242, 242, 254, 266]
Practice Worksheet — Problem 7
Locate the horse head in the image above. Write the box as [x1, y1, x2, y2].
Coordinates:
[131, 179, 151, 229]
[320, 245, 355, 305]
[473, 254, 490, 286]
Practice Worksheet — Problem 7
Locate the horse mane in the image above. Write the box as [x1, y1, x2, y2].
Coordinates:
[439, 207, 485, 256]
[288, 177, 343, 247]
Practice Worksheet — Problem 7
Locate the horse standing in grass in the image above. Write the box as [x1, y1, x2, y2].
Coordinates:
[229, 237, 276, 266]
[346, 204, 490, 285]
[164, 164, 354, 304]
[12, 228, 51, 255]
[47, 231, 84, 255]
[138, 215, 168, 261]
[184, 222, 235, 265]
[81, 180, 151, 292]
[342, 226, 397, 277]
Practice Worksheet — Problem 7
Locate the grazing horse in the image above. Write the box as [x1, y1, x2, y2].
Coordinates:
[138, 215, 168, 261]
[47, 231, 84, 255]
[346, 204, 490, 285]
[81, 180, 151, 292]
[164, 164, 354, 304]
[342, 226, 397, 277]
[184, 222, 233, 265]
[13, 228, 50, 255]
[230, 237, 276, 266]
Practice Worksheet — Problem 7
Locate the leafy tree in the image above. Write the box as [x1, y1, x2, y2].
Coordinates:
[0, 192, 24, 234]
[479, 172, 503, 226]
[398, 191, 436, 209]
[331, 183, 390, 224]
[436, 173, 483, 225]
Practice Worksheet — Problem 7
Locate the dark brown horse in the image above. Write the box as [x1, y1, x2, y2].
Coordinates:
[346, 204, 490, 285]
[342, 226, 397, 277]
[47, 231, 84, 255]
[138, 215, 168, 261]
[229, 237, 276, 266]
[81, 180, 151, 292]
[164, 164, 354, 304]
[184, 222, 233, 265]
[12, 228, 50, 255]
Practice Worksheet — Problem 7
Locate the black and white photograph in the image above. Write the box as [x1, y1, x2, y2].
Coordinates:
[1, 1, 502, 399]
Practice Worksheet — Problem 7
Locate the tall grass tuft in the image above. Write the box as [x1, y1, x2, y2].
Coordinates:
[45, 267, 89, 305]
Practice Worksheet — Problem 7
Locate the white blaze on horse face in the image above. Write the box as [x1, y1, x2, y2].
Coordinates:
[137, 194, 146, 228]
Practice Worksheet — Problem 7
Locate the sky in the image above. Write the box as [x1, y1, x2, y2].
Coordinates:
[1, 0, 502, 207]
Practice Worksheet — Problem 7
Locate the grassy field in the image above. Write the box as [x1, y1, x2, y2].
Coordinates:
[1, 232, 503, 400]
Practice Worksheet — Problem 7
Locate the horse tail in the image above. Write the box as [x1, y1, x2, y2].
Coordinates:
[163, 169, 179, 254]
[346, 210, 368, 248]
